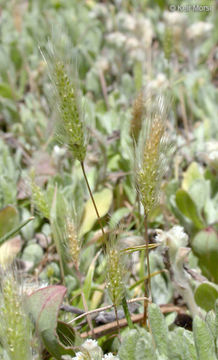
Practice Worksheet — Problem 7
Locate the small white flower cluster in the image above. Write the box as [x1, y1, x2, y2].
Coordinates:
[62, 339, 119, 360]
[103, 354, 119, 360]
[156, 226, 188, 259]
[205, 141, 218, 171]
[147, 73, 169, 91]
[186, 21, 213, 41]
[163, 11, 187, 27]
[156, 225, 188, 244]
[106, 32, 127, 48]
[163, 10, 187, 40]
[117, 12, 136, 31]
[105, 13, 154, 63]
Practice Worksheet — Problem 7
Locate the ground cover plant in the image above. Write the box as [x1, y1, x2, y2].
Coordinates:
[0, 0, 217, 359]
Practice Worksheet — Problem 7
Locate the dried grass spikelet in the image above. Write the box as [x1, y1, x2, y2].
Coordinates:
[106, 236, 126, 307]
[30, 170, 50, 219]
[53, 60, 86, 162]
[131, 90, 144, 141]
[0, 268, 32, 360]
[66, 218, 80, 270]
[136, 94, 171, 218]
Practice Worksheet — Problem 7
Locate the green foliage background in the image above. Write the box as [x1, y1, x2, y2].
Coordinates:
[0, 0, 217, 358]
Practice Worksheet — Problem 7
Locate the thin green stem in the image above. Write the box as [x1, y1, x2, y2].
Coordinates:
[81, 161, 105, 238]
[143, 215, 151, 325]
[51, 220, 66, 285]
[75, 267, 96, 339]
[122, 297, 134, 329]
[114, 304, 121, 342]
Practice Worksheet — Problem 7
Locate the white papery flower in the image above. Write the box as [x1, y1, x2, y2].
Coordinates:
[102, 353, 119, 359]
[163, 11, 187, 26]
[139, 18, 154, 46]
[90, 4, 108, 18]
[156, 226, 188, 259]
[72, 352, 85, 360]
[96, 57, 109, 72]
[147, 73, 169, 91]
[82, 339, 99, 352]
[205, 141, 218, 170]
[129, 48, 145, 62]
[117, 12, 136, 31]
[209, 151, 218, 162]
[156, 225, 188, 245]
[82, 339, 103, 359]
[186, 21, 213, 41]
[106, 32, 127, 48]
[125, 36, 140, 51]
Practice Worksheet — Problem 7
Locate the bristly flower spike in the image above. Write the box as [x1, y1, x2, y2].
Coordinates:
[41, 43, 86, 163]
[0, 268, 32, 360]
[131, 90, 144, 142]
[43, 44, 105, 235]
[53, 61, 87, 162]
[106, 236, 126, 307]
[135, 93, 173, 320]
[136, 94, 171, 218]
[66, 217, 80, 270]
[30, 169, 50, 219]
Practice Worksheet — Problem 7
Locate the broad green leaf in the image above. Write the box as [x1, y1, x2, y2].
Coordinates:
[193, 316, 217, 360]
[0, 83, 14, 99]
[129, 269, 167, 290]
[168, 328, 196, 360]
[195, 283, 218, 312]
[188, 179, 210, 214]
[205, 311, 216, 340]
[192, 228, 218, 283]
[109, 207, 131, 229]
[154, 0, 166, 10]
[135, 331, 157, 360]
[0, 205, 19, 239]
[0, 216, 34, 245]
[79, 188, 113, 237]
[169, 195, 192, 233]
[215, 300, 218, 346]
[148, 304, 168, 357]
[50, 186, 74, 278]
[25, 285, 75, 359]
[56, 321, 77, 348]
[22, 243, 43, 266]
[118, 329, 138, 360]
[182, 162, 203, 191]
[183, 331, 197, 360]
[78, 251, 100, 307]
[0, 237, 21, 266]
[175, 189, 204, 229]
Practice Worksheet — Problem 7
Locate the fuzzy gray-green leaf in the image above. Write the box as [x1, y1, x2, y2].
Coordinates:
[135, 330, 157, 360]
[193, 316, 217, 360]
[118, 329, 138, 360]
[148, 303, 168, 358]
[168, 328, 197, 360]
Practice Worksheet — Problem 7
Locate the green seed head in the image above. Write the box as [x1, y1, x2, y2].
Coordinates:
[54, 61, 86, 162]
[106, 240, 126, 306]
[136, 95, 171, 218]
[66, 218, 80, 270]
[0, 271, 32, 360]
[30, 170, 50, 219]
